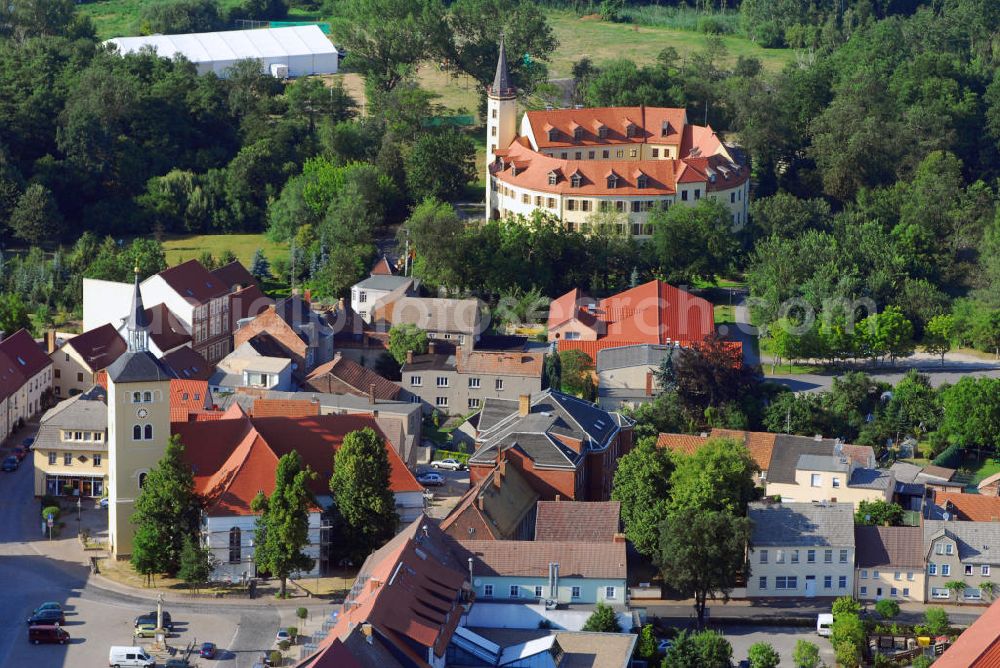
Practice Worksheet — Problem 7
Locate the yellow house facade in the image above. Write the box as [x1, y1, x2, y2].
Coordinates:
[33, 387, 109, 498]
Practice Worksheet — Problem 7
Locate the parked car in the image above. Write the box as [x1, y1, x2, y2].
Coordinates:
[430, 458, 465, 471]
[276, 628, 291, 645]
[109, 646, 155, 668]
[416, 472, 445, 487]
[99, 497, 109, 509]
[26, 609, 65, 626]
[2, 456, 19, 472]
[135, 611, 173, 631]
[32, 603, 62, 617]
[657, 639, 673, 654]
[28, 625, 69, 645]
[165, 660, 191, 668]
[21, 436, 34, 448]
[13, 446, 27, 461]
[133, 622, 158, 638]
[199, 642, 217, 658]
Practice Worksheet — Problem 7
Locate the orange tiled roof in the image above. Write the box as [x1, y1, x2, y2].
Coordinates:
[251, 398, 320, 418]
[525, 106, 687, 148]
[656, 432, 709, 455]
[936, 493, 1000, 522]
[304, 354, 401, 400]
[169, 379, 210, 422]
[656, 429, 776, 472]
[456, 349, 545, 377]
[935, 597, 1000, 667]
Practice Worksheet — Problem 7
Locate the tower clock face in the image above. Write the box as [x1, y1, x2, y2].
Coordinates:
[136, 408, 149, 419]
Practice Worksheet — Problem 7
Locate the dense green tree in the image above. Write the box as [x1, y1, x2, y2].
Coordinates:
[8, 183, 63, 245]
[672, 335, 757, 419]
[579, 56, 682, 108]
[622, 391, 691, 441]
[329, 428, 399, 562]
[611, 437, 672, 558]
[831, 595, 861, 618]
[855, 500, 904, 526]
[543, 351, 561, 391]
[924, 606, 950, 635]
[581, 602, 621, 632]
[131, 523, 165, 588]
[138, 0, 225, 35]
[668, 437, 759, 515]
[251, 451, 316, 598]
[750, 192, 831, 239]
[177, 535, 214, 593]
[0, 293, 31, 335]
[403, 129, 475, 203]
[856, 306, 915, 364]
[747, 642, 781, 668]
[648, 199, 739, 285]
[130, 435, 200, 577]
[924, 313, 955, 364]
[387, 323, 429, 365]
[792, 639, 821, 668]
[558, 349, 594, 398]
[636, 624, 657, 660]
[659, 509, 751, 628]
[690, 630, 733, 668]
[249, 249, 270, 280]
[939, 377, 1000, 455]
[875, 598, 900, 619]
[401, 198, 466, 288]
[830, 612, 865, 666]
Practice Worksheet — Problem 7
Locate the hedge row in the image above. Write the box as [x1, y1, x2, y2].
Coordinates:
[932, 443, 962, 469]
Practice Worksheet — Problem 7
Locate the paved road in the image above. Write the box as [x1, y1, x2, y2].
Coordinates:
[0, 430, 328, 668]
[768, 362, 1000, 393]
[723, 625, 836, 666]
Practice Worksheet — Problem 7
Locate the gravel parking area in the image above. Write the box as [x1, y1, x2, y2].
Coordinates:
[419, 467, 470, 519]
[722, 625, 835, 665]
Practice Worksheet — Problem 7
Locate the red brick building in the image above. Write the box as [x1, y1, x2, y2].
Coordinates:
[467, 390, 634, 502]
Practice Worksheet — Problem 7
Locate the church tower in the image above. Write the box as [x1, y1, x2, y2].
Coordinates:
[486, 38, 517, 217]
[106, 268, 174, 559]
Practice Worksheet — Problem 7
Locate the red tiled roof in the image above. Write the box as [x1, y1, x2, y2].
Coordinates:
[157, 259, 229, 305]
[656, 432, 709, 454]
[370, 257, 394, 276]
[456, 349, 545, 378]
[657, 429, 776, 471]
[211, 261, 257, 291]
[64, 324, 127, 372]
[935, 597, 1000, 667]
[304, 354, 401, 400]
[525, 106, 687, 148]
[459, 539, 627, 579]
[174, 411, 421, 514]
[0, 329, 51, 401]
[936, 493, 1000, 522]
[169, 379, 210, 422]
[251, 398, 321, 418]
[303, 638, 364, 668]
[230, 284, 273, 328]
[534, 500, 620, 542]
[144, 303, 191, 352]
[161, 346, 213, 381]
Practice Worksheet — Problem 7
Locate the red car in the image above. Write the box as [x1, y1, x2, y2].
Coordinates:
[199, 642, 217, 658]
[12, 446, 27, 461]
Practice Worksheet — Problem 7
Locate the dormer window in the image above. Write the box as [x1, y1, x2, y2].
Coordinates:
[661, 121, 671, 137]
[636, 173, 648, 188]
[597, 124, 608, 139]
[548, 171, 559, 186]
[511, 164, 518, 176]
[570, 172, 582, 188]
[573, 126, 583, 140]
[625, 123, 637, 138]
[607, 173, 619, 189]
[547, 127, 559, 142]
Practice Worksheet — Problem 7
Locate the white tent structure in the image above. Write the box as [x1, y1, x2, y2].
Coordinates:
[104, 25, 338, 78]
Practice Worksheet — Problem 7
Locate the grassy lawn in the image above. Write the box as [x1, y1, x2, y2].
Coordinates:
[80, 0, 246, 38]
[545, 10, 796, 76]
[160, 233, 288, 267]
[714, 303, 734, 324]
[762, 363, 824, 376]
[970, 458, 1000, 484]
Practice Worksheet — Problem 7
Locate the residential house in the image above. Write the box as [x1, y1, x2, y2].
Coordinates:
[440, 462, 540, 542]
[304, 353, 402, 401]
[50, 324, 126, 398]
[400, 341, 545, 415]
[371, 296, 485, 350]
[209, 341, 293, 395]
[761, 435, 880, 508]
[595, 344, 673, 410]
[854, 526, 924, 602]
[160, 346, 214, 382]
[349, 265, 416, 325]
[533, 500, 621, 542]
[458, 537, 628, 605]
[890, 461, 962, 494]
[233, 295, 335, 373]
[83, 260, 270, 363]
[929, 493, 1000, 522]
[935, 597, 1000, 667]
[296, 517, 471, 668]
[468, 390, 635, 502]
[33, 386, 108, 498]
[656, 428, 776, 486]
[169, 380, 212, 422]
[923, 520, 1000, 604]
[547, 280, 715, 357]
[173, 409, 424, 579]
[747, 501, 856, 599]
[449, 628, 637, 668]
[0, 329, 54, 439]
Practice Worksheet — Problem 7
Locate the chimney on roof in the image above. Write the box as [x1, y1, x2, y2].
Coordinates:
[645, 371, 653, 397]
[518, 394, 531, 417]
[814, 434, 823, 441]
[46, 329, 57, 354]
[304, 288, 312, 303]
[555, 494, 561, 502]
[613, 532, 626, 543]
[477, 495, 485, 510]
[406, 350, 414, 365]
[368, 383, 376, 405]
[497, 459, 506, 481]
[428, 341, 436, 354]
[337, 296, 345, 312]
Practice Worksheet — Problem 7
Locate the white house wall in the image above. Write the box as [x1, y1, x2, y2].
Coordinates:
[82, 279, 134, 332]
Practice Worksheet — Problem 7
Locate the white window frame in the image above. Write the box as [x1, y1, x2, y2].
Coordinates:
[931, 587, 949, 599]
[436, 376, 449, 388]
[605, 586, 616, 599]
[468, 377, 481, 389]
[942, 564, 951, 576]
[839, 576, 847, 589]
[484, 584, 493, 597]
[759, 549, 768, 564]
[509, 585, 519, 599]
[810, 473, 822, 487]
[983, 565, 992, 577]
[928, 563, 937, 575]
[860, 586, 868, 596]
[758, 576, 767, 590]
[435, 396, 449, 407]
[410, 375, 422, 387]
[571, 586, 581, 599]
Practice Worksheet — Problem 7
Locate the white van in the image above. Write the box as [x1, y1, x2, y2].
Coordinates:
[108, 646, 155, 667]
[816, 613, 834, 637]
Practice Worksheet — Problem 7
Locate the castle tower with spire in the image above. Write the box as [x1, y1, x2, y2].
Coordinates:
[106, 268, 174, 559]
[486, 38, 517, 217]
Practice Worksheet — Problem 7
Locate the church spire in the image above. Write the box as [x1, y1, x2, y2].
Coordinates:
[126, 266, 150, 353]
[490, 37, 513, 98]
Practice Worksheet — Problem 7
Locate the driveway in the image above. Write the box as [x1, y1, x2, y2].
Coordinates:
[0, 445, 330, 668]
[419, 467, 470, 520]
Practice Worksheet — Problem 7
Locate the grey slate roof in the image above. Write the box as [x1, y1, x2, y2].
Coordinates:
[354, 275, 413, 292]
[492, 38, 512, 94]
[106, 350, 175, 383]
[854, 526, 924, 569]
[749, 502, 855, 547]
[924, 520, 1000, 564]
[596, 344, 672, 372]
[848, 468, 893, 490]
[35, 386, 108, 452]
[767, 435, 851, 484]
[469, 390, 632, 468]
[797, 454, 849, 473]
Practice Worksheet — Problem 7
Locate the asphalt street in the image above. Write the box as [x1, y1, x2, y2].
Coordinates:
[0, 428, 329, 668]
